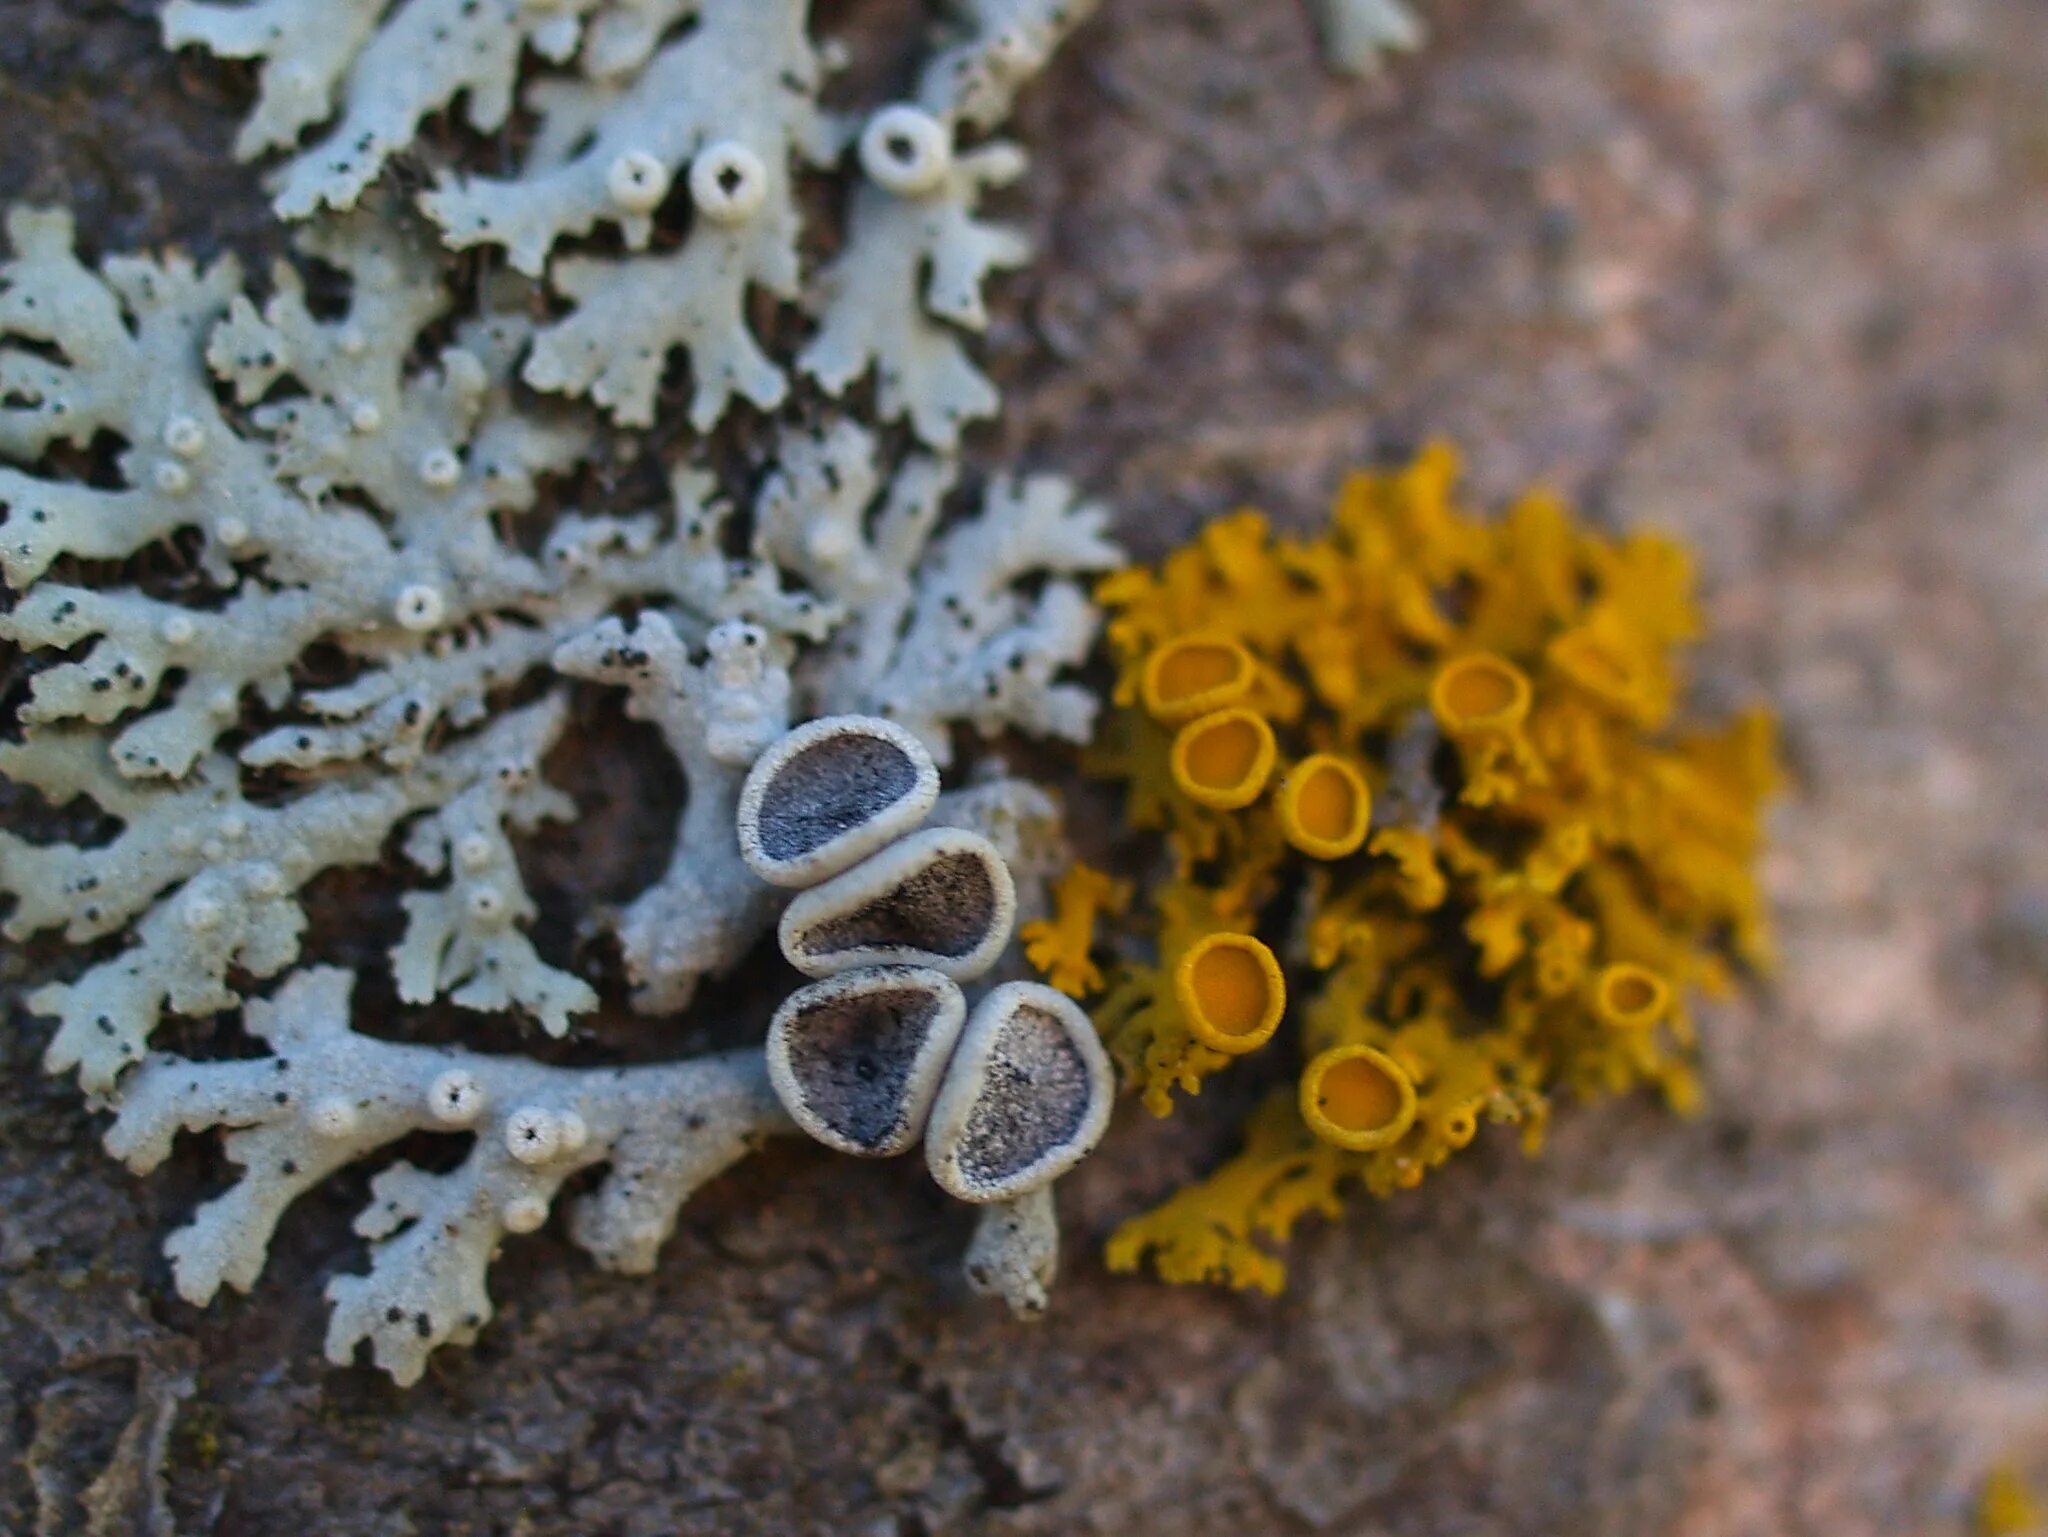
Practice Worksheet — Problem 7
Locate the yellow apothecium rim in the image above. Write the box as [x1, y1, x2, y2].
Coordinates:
[1276, 753, 1371, 859]
[1169, 707, 1276, 810]
[1300, 1044, 1418, 1151]
[1174, 932, 1286, 1055]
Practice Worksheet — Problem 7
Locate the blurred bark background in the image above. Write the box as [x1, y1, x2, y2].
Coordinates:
[4, 0, 2047, 1532]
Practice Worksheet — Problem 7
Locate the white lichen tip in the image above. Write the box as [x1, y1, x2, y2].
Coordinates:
[859, 106, 953, 197]
[737, 716, 941, 889]
[606, 150, 673, 215]
[965, 1185, 1060, 1320]
[5, 0, 1159, 1376]
[925, 982, 1114, 1204]
[778, 826, 1018, 982]
[1312, 0, 1425, 76]
[425, 1073, 485, 1131]
[688, 141, 770, 224]
[99, 968, 791, 1386]
[765, 965, 967, 1158]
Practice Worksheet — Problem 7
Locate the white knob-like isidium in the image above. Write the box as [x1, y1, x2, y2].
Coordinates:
[162, 415, 206, 457]
[765, 966, 967, 1157]
[308, 1096, 360, 1139]
[606, 149, 672, 213]
[393, 583, 446, 632]
[504, 1106, 564, 1165]
[859, 105, 952, 196]
[778, 826, 1017, 982]
[925, 983, 1114, 1204]
[503, 1106, 588, 1165]
[427, 1069, 486, 1127]
[417, 447, 462, 488]
[737, 716, 941, 889]
[502, 1195, 549, 1234]
[689, 141, 769, 224]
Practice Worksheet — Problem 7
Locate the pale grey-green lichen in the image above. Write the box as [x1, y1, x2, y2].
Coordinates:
[161, 0, 587, 218]
[0, 198, 1113, 1374]
[800, 139, 1033, 451]
[103, 966, 790, 1386]
[2, 0, 1419, 1382]
[7, 703, 568, 1094]
[0, 207, 1114, 1066]
[756, 419, 1119, 764]
[161, 0, 1097, 446]
[1312, 0, 1425, 75]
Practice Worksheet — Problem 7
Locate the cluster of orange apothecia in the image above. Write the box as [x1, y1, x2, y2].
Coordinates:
[1022, 443, 1778, 1293]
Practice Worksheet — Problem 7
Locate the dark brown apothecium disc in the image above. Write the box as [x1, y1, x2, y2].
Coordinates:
[926, 982, 1114, 1203]
[765, 966, 968, 1157]
[779, 826, 1017, 981]
[737, 715, 941, 889]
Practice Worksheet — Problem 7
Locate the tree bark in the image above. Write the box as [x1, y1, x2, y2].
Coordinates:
[4, 0, 2047, 1532]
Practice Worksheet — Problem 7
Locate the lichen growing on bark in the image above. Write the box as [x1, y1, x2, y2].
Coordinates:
[0, 201, 1117, 1376]
[1038, 445, 1779, 1293]
[0, 0, 1435, 1385]
[160, 0, 1102, 445]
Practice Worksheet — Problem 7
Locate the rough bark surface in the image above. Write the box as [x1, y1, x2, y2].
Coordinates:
[4, 0, 2048, 1533]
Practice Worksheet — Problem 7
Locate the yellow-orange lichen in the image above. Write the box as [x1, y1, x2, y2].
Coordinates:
[1020, 864, 1131, 998]
[1170, 708, 1276, 810]
[1139, 633, 1257, 723]
[1431, 652, 1531, 734]
[1977, 1464, 2045, 1537]
[1176, 933, 1286, 1054]
[1276, 754, 1371, 858]
[1054, 443, 1778, 1293]
[1592, 962, 1670, 1030]
[1300, 1045, 1415, 1150]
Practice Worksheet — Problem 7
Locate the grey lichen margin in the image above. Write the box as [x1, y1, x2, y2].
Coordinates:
[96, 770, 1082, 1382]
[777, 825, 1019, 981]
[103, 966, 794, 1387]
[736, 714, 941, 890]
[753, 419, 1122, 768]
[764, 965, 968, 1157]
[157, 0, 1102, 448]
[0, 206, 756, 1057]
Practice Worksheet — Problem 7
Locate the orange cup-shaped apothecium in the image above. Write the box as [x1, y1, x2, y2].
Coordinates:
[1170, 707, 1276, 810]
[1140, 633, 1257, 723]
[1175, 933, 1286, 1054]
[1591, 962, 1671, 1030]
[1300, 1044, 1418, 1151]
[1276, 753, 1371, 859]
[1430, 652, 1533, 736]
